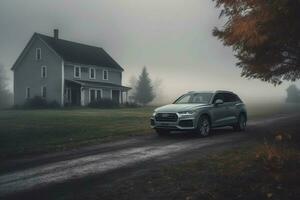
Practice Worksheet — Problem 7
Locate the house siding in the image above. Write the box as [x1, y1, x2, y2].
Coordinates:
[102, 89, 111, 99]
[13, 37, 63, 105]
[64, 63, 122, 85]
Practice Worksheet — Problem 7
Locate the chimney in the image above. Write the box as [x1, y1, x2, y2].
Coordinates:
[54, 29, 59, 40]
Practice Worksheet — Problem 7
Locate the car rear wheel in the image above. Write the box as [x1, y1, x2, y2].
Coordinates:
[233, 114, 246, 131]
[196, 115, 211, 137]
[155, 129, 170, 136]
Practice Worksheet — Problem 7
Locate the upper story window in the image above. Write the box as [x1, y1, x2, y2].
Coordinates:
[74, 66, 81, 78]
[89, 67, 96, 79]
[41, 86, 47, 98]
[41, 66, 47, 78]
[25, 87, 30, 99]
[36, 48, 42, 60]
[103, 70, 108, 80]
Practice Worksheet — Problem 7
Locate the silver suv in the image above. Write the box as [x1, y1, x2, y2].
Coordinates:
[150, 91, 247, 136]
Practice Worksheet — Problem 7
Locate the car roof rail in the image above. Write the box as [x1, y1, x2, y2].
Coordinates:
[215, 90, 233, 93]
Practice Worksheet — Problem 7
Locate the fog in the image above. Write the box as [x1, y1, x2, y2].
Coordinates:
[0, 0, 299, 105]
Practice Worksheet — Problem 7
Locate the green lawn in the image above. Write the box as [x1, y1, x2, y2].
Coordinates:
[0, 107, 154, 159]
[0, 103, 299, 159]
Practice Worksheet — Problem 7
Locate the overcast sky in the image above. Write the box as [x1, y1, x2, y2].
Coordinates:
[0, 0, 298, 103]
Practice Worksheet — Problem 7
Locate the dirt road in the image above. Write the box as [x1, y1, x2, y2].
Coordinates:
[0, 113, 299, 197]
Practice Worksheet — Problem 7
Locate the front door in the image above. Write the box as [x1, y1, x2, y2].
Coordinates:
[90, 89, 96, 102]
[112, 90, 120, 103]
[211, 93, 228, 126]
[71, 88, 81, 105]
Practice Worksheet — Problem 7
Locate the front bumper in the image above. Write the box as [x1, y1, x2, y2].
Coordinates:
[150, 113, 196, 130]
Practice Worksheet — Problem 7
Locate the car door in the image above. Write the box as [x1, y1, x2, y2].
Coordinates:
[210, 93, 227, 127]
[223, 93, 238, 125]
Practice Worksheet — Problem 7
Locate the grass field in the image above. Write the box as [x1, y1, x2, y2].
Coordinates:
[0, 107, 154, 159]
[0, 103, 299, 159]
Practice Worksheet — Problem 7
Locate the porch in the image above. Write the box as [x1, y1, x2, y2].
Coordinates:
[64, 79, 131, 106]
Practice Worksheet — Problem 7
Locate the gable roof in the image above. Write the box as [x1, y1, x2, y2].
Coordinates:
[37, 33, 124, 71]
[12, 33, 124, 71]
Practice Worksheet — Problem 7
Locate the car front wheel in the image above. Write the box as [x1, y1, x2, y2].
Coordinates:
[196, 115, 211, 137]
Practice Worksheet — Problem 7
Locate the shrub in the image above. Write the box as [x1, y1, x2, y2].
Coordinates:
[88, 98, 119, 109]
[123, 102, 140, 108]
[23, 96, 60, 109]
[47, 100, 61, 108]
[255, 132, 297, 172]
[24, 96, 47, 108]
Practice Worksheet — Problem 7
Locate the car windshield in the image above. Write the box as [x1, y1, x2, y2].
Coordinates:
[173, 93, 213, 104]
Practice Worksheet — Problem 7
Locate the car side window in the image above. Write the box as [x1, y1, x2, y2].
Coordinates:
[223, 93, 232, 103]
[234, 94, 242, 102]
[223, 93, 238, 103]
[213, 93, 224, 103]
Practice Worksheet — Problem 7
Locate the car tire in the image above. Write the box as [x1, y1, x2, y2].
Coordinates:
[156, 129, 170, 136]
[233, 114, 246, 131]
[196, 115, 211, 137]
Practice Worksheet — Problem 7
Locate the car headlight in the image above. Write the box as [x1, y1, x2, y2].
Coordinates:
[178, 111, 196, 117]
[152, 112, 157, 117]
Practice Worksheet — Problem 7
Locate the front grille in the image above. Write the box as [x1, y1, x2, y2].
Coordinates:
[179, 120, 194, 127]
[155, 113, 178, 122]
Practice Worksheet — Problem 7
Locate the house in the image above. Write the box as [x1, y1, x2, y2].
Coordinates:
[12, 29, 130, 106]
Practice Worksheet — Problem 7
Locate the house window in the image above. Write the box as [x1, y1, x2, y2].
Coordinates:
[74, 66, 81, 78]
[89, 89, 102, 102]
[41, 66, 47, 78]
[25, 87, 30, 99]
[41, 86, 47, 98]
[103, 70, 108, 80]
[36, 48, 41, 60]
[89, 67, 96, 79]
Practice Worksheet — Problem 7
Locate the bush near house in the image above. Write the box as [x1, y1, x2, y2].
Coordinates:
[19, 96, 60, 109]
[88, 98, 120, 108]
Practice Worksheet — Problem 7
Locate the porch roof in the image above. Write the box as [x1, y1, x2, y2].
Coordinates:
[65, 79, 131, 91]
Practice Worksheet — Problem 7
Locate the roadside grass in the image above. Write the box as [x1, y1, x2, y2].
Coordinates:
[0, 107, 154, 159]
[94, 132, 299, 200]
[8, 130, 299, 200]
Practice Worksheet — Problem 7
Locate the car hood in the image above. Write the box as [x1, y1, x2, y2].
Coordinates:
[155, 104, 208, 113]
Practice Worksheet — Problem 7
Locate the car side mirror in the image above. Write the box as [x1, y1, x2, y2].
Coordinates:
[214, 99, 224, 105]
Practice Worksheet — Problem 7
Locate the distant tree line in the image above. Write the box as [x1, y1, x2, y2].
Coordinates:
[286, 84, 300, 103]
